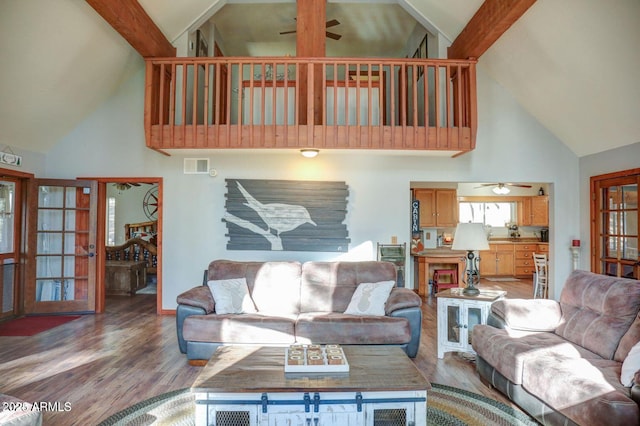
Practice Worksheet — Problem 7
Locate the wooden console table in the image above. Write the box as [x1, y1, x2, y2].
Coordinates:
[192, 345, 430, 426]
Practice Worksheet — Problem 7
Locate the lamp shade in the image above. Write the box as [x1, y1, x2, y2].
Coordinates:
[451, 223, 490, 251]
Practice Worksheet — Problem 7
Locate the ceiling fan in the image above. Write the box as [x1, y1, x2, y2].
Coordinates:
[475, 183, 532, 195]
[113, 182, 141, 191]
[279, 19, 342, 40]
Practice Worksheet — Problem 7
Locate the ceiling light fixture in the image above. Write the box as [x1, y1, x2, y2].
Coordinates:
[492, 184, 510, 195]
[300, 149, 319, 158]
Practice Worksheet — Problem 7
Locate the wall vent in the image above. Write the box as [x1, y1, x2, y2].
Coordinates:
[184, 158, 209, 174]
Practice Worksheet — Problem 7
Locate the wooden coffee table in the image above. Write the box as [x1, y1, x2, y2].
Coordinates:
[192, 345, 430, 426]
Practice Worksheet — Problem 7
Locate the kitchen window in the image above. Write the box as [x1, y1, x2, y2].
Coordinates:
[459, 202, 515, 227]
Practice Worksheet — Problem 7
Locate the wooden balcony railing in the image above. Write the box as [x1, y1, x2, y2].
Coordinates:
[144, 57, 477, 154]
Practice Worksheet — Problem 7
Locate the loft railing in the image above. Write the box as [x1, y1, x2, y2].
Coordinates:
[144, 57, 477, 154]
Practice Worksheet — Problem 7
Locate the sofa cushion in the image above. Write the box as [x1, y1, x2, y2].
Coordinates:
[295, 312, 411, 344]
[621, 341, 640, 387]
[344, 280, 395, 316]
[523, 355, 639, 425]
[472, 325, 601, 384]
[299, 261, 397, 313]
[207, 278, 257, 314]
[207, 260, 302, 315]
[555, 270, 640, 360]
[183, 314, 296, 344]
[490, 298, 562, 331]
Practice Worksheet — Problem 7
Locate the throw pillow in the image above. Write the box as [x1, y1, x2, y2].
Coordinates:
[344, 280, 395, 316]
[621, 341, 640, 387]
[207, 278, 257, 314]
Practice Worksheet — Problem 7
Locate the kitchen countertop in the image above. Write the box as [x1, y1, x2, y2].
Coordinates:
[413, 248, 466, 257]
[413, 239, 548, 256]
[488, 239, 547, 244]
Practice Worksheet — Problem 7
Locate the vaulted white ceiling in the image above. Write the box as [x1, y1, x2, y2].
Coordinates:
[0, 0, 638, 157]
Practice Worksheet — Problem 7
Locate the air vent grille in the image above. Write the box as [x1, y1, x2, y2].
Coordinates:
[184, 158, 209, 174]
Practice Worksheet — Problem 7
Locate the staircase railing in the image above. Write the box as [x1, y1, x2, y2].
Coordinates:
[144, 57, 477, 154]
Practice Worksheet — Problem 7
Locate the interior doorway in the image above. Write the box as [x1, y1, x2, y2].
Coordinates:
[93, 178, 162, 314]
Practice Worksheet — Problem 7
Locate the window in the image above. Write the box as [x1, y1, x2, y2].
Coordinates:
[591, 169, 639, 279]
[107, 197, 116, 245]
[0, 182, 15, 253]
[459, 202, 515, 227]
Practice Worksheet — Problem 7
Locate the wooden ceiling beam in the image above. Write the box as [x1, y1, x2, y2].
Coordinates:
[296, 0, 326, 57]
[86, 0, 175, 58]
[448, 0, 536, 60]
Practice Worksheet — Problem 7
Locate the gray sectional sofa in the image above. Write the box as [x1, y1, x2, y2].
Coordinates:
[176, 260, 422, 362]
[472, 270, 640, 426]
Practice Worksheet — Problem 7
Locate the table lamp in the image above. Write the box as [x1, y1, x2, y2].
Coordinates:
[451, 222, 490, 296]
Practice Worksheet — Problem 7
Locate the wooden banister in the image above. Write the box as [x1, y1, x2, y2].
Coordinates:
[144, 57, 477, 155]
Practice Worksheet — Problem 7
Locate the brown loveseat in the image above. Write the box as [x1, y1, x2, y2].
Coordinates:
[472, 270, 640, 426]
[176, 260, 422, 362]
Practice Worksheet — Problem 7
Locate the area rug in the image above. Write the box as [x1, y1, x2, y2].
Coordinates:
[98, 383, 539, 426]
[0, 315, 80, 336]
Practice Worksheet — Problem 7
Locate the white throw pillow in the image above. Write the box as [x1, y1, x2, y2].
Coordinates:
[621, 341, 640, 387]
[344, 280, 395, 316]
[207, 278, 257, 314]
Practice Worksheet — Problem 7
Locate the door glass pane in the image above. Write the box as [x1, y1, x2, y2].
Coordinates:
[622, 237, 638, 260]
[39, 186, 64, 208]
[605, 235, 618, 258]
[38, 210, 63, 231]
[64, 233, 76, 254]
[65, 210, 76, 231]
[2, 264, 14, 313]
[38, 232, 63, 254]
[37, 256, 62, 277]
[446, 305, 460, 343]
[467, 307, 482, 345]
[63, 256, 75, 276]
[608, 212, 618, 234]
[65, 187, 77, 208]
[622, 184, 637, 209]
[0, 182, 15, 254]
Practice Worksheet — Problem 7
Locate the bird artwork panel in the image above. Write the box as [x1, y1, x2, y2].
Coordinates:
[223, 179, 350, 252]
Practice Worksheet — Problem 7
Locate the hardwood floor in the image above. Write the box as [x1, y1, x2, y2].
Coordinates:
[0, 278, 532, 425]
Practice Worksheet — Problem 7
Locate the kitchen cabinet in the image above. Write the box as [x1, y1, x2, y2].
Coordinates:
[536, 243, 549, 254]
[514, 243, 537, 277]
[519, 196, 549, 226]
[479, 244, 514, 277]
[413, 189, 458, 228]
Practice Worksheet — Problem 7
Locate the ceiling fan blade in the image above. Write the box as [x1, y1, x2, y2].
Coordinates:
[326, 31, 342, 40]
[474, 183, 497, 188]
[325, 19, 340, 28]
[505, 183, 532, 188]
[279, 30, 297, 35]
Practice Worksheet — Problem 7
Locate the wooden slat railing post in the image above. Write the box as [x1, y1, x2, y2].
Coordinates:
[143, 61, 155, 148]
[468, 60, 478, 150]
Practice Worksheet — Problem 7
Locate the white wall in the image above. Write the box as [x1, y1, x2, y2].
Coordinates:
[579, 141, 640, 271]
[46, 62, 579, 310]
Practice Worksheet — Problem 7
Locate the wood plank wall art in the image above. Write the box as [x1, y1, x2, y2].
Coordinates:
[223, 179, 350, 252]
